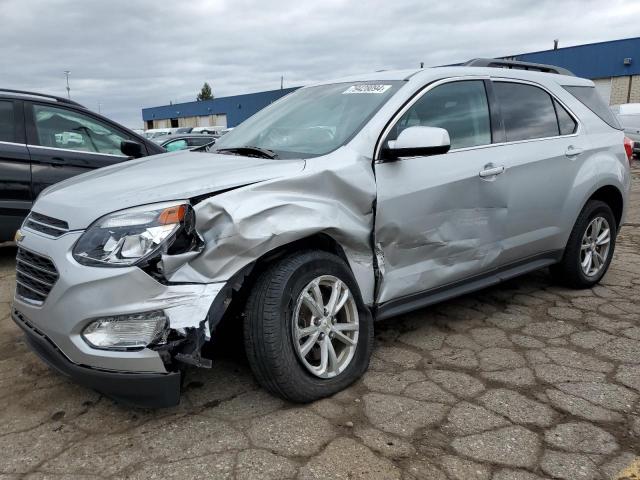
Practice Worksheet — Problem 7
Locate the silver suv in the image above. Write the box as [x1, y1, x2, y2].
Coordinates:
[12, 59, 631, 407]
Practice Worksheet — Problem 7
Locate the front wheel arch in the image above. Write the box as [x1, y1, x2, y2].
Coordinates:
[211, 233, 372, 332]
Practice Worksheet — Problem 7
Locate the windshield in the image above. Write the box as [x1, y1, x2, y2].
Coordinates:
[212, 82, 402, 158]
[618, 114, 640, 130]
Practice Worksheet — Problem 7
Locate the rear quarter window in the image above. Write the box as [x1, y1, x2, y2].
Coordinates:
[563, 86, 621, 130]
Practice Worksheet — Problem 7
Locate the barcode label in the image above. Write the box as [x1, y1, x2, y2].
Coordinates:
[342, 84, 392, 94]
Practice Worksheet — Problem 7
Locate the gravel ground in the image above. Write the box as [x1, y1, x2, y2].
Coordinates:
[1, 166, 640, 479]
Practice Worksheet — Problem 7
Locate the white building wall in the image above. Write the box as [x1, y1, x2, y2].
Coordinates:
[592, 77, 612, 104]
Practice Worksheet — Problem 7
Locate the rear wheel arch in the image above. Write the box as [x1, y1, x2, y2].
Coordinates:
[586, 185, 624, 228]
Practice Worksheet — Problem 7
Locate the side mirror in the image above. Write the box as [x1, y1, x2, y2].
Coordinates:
[121, 140, 144, 158]
[382, 126, 450, 160]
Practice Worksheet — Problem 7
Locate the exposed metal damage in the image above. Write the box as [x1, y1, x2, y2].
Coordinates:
[167, 151, 377, 293]
[145, 150, 379, 369]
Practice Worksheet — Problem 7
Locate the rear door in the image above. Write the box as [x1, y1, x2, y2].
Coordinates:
[0, 99, 32, 241]
[24, 102, 135, 198]
[489, 80, 583, 263]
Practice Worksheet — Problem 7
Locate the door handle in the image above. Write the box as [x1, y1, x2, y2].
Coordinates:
[565, 145, 583, 157]
[479, 164, 505, 178]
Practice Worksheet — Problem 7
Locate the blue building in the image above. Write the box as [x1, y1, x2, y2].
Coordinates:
[142, 87, 298, 130]
[506, 36, 639, 105]
[143, 37, 640, 129]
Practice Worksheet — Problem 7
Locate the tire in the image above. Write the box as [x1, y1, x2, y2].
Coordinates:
[551, 200, 617, 288]
[243, 250, 374, 402]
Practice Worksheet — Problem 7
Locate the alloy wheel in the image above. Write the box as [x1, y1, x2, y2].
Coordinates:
[292, 275, 359, 378]
[580, 216, 611, 277]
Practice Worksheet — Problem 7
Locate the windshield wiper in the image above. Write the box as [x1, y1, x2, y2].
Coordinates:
[214, 146, 278, 159]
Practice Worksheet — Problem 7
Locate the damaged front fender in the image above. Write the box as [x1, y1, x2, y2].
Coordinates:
[164, 148, 379, 308]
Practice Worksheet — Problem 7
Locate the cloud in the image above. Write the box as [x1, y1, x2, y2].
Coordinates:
[2, 0, 638, 127]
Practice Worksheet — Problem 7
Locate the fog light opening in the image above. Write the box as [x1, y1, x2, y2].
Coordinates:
[82, 310, 169, 351]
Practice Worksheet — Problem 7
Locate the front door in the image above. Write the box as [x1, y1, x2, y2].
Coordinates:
[374, 79, 509, 304]
[0, 99, 32, 240]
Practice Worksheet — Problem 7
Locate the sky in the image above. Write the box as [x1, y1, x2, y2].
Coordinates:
[2, 0, 639, 128]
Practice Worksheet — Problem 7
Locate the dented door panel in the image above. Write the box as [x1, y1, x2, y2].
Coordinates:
[374, 148, 509, 304]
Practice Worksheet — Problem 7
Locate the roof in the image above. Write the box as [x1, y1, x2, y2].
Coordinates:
[142, 87, 298, 126]
[0, 88, 84, 107]
[507, 37, 640, 79]
[312, 66, 591, 88]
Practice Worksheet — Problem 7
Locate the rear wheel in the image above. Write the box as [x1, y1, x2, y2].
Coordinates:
[551, 200, 617, 288]
[243, 250, 373, 402]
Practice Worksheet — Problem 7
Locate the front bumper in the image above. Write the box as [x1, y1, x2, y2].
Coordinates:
[12, 230, 225, 374]
[13, 310, 181, 407]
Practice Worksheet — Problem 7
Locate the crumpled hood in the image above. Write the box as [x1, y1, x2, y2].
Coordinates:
[32, 151, 306, 230]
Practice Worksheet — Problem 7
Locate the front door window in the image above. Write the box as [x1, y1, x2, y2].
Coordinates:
[32, 104, 129, 156]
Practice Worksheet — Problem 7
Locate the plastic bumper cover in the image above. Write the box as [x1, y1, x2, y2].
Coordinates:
[13, 310, 181, 408]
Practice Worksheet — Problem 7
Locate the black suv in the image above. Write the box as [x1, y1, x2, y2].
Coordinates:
[0, 89, 164, 241]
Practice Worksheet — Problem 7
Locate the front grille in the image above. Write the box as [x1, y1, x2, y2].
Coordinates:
[15, 248, 59, 304]
[24, 212, 70, 238]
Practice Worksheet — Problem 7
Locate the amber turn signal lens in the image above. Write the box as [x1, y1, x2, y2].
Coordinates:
[158, 205, 186, 225]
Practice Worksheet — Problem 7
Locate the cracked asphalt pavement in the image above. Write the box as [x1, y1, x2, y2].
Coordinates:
[2, 167, 640, 480]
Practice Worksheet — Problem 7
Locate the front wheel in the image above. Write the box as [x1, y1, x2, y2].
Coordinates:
[551, 200, 617, 288]
[243, 250, 373, 402]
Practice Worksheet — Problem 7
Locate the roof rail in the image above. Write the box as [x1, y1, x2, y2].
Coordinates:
[0, 88, 85, 107]
[463, 58, 575, 76]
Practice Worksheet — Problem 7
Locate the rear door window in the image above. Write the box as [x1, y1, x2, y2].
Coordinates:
[0, 101, 16, 143]
[494, 82, 559, 141]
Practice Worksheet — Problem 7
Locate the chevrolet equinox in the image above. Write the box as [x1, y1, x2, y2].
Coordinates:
[12, 59, 631, 407]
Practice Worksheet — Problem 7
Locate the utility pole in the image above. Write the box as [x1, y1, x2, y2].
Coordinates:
[280, 75, 284, 90]
[64, 71, 71, 99]
[98, 102, 102, 114]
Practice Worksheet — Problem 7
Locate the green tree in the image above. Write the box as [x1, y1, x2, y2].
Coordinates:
[197, 82, 214, 101]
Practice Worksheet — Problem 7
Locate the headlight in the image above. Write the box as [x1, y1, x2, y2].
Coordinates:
[82, 311, 168, 350]
[73, 201, 197, 267]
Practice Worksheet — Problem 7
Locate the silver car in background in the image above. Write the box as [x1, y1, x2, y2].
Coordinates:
[613, 103, 640, 157]
[12, 59, 630, 407]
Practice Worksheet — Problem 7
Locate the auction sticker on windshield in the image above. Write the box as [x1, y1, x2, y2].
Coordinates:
[343, 84, 392, 94]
